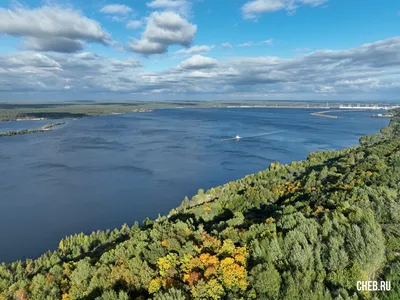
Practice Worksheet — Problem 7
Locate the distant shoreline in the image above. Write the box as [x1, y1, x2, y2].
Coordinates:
[310, 109, 387, 119]
[1, 100, 390, 123]
[0, 102, 392, 126]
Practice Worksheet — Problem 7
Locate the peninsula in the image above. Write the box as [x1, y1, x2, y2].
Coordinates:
[0, 122, 65, 137]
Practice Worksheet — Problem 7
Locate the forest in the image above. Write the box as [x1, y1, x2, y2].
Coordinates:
[1, 110, 400, 299]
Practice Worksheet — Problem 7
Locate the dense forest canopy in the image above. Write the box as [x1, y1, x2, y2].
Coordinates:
[1, 110, 400, 299]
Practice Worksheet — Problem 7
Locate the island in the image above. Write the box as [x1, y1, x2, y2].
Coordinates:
[0, 110, 399, 299]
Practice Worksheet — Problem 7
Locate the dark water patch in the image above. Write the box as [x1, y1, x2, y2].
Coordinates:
[27, 162, 70, 170]
[232, 152, 270, 161]
[64, 145, 126, 151]
[258, 145, 293, 154]
[60, 136, 124, 145]
[111, 165, 154, 175]
[58, 136, 127, 152]
[164, 145, 186, 150]
[220, 161, 236, 171]
[67, 165, 154, 176]
[139, 128, 183, 135]
[139, 139, 166, 146]
[0, 154, 11, 160]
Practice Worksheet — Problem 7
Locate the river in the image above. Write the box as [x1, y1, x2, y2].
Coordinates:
[0, 108, 389, 262]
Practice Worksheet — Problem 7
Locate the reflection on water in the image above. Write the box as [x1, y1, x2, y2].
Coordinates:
[0, 108, 389, 262]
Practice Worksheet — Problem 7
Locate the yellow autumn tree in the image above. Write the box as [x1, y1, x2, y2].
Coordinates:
[149, 236, 249, 299]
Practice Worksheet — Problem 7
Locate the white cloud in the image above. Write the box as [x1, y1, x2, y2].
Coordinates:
[335, 78, 382, 89]
[176, 45, 214, 55]
[238, 39, 273, 47]
[238, 42, 252, 47]
[100, 4, 133, 15]
[126, 20, 143, 29]
[128, 39, 166, 55]
[127, 11, 197, 55]
[242, 0, 327, 19]
[147, 0, 191, 16]
[0, 6, 110, 53]
[23, 37, 84, 53]
[147, 0, 187, 9]
[222, 42, 233, 49]
[177, 55, 219, 69]
[0, 37, 399, 100]
[110, 16, 127, 22]
[260, 39, 274, 45]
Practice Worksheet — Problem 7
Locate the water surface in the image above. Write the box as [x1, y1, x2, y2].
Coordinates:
[0, 108, 389, 262]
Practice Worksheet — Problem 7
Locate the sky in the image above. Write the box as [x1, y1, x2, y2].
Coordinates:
[0, 0, 399, 101]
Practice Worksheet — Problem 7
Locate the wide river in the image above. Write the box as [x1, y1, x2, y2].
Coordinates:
[0, 108, 389, 262]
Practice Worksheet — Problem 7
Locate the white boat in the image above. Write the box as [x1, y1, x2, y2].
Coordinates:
[221, 135, 242, 142]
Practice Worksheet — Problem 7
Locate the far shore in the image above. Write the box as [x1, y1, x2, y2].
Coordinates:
[0, 101, 394, 126]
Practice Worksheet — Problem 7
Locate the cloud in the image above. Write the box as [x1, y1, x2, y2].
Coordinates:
[176, 45, 214, 55]
[0, 37, 399, 100]
[238, 42, 252, 47]
[222, 42, 233, 49]
[127, 11, 197, 55]
[147, 0, 191, 16]
[147, 0, 187, 9]
[260, 39, 274, 45]
[100, 4, 133, 15]
[335, 78, 382, 89]
[238, 39, 273, 47]
[0, 51, 142, 93]
[177, 55, 219, 70]
[242, 0, 327, 19]
[23, 37, 84, 53]
[0, 5, 110, 53]
[126, 20, 143, 29]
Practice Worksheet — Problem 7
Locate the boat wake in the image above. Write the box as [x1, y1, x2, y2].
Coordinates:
[221, 130, 284, 142]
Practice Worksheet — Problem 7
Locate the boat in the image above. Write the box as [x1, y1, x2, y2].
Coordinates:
[221, 135, 242, 142]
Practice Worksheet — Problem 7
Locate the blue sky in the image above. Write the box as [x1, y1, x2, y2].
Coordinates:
[0, 0, 399, 101]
